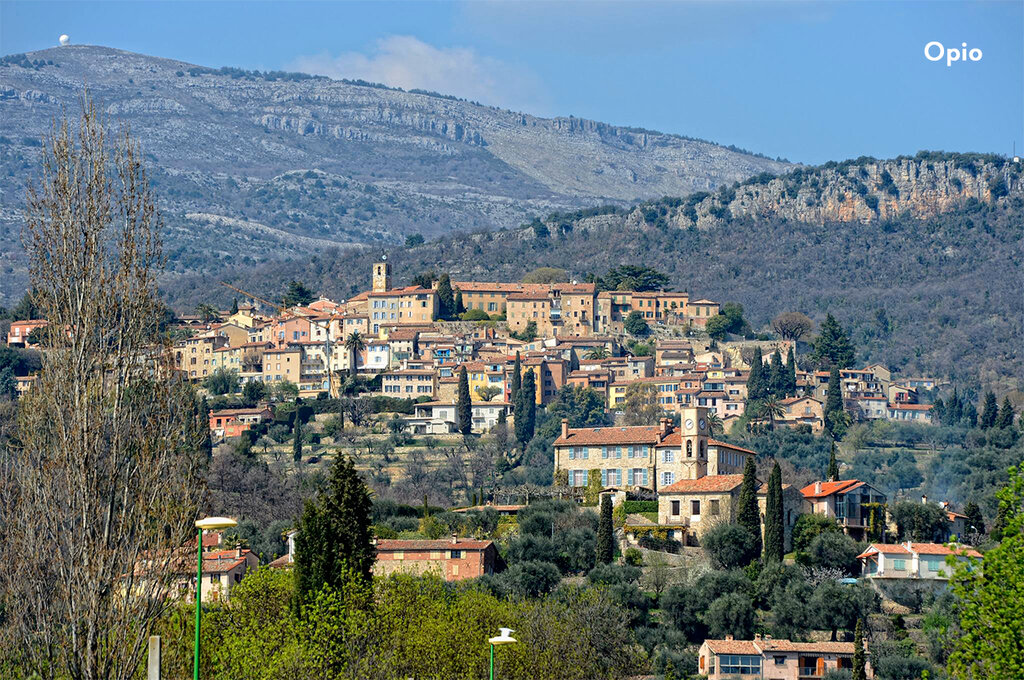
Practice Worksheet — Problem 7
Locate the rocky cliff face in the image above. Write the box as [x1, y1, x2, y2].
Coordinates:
[639, 156, 1023, 231]
[0, 45, 790, 303]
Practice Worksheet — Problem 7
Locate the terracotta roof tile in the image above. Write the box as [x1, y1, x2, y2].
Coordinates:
[376, 538, 494, 551]
[553, 425, 665, 446]
[660, 474, 745, 494]
[800, 479, 865, 499]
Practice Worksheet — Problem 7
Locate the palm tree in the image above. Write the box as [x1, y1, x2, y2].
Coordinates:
[345, 331, 365, 378]
[706, 412, 724, 438]
[585, 346, 609, 360]
[759, 395, 786, 431]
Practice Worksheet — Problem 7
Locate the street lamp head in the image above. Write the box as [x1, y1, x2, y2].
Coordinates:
[489, 628, 517, 645]
[195, 516, 238, 530]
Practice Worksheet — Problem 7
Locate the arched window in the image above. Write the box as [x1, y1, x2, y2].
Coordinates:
[699, 441, 706, 459]
[686, 440, 693, 458]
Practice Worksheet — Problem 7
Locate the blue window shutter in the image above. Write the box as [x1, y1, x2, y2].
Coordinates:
[643, 468, 648, 486]
[602, 446, 608, 459]
[627, 469, 634, 486]
[568, 448, 575, 460]
[601, 469, 607, 487]
[583, 447, 588, 460]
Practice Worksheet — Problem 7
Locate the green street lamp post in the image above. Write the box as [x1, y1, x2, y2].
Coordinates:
[193, 516, 237, 680]
[488, 627, 517, 680]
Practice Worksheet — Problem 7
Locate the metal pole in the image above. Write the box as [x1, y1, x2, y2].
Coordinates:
[147, 635, 161, 680]
[489, 643, 494, 680]
[193, 527, 202, 680]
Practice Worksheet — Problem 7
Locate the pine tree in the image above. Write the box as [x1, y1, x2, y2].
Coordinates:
[436, 273, 454, 319]
[811, 313, 856, 369]
[963, 501, 985, 537]
[294, 454, 374, 609]
[963, 402, 978, 428]
[596, 494, 614, 565]
[785, 346, 798, 396]
[292, 398, 303, 463]
[824, 364, 847, 439]
[828, 442, 840, 481]
[980, 391, 999, 429]
[737, 456, 762, 559]
[764, 462, 785, 562]
[852, 619, 866, 680]
[456, 365, 472, 436]
[768, 350, 785, 397]
[510, 352, 522, 403]
[746, 346, 767, 401]
[995, 396, 1016, 430]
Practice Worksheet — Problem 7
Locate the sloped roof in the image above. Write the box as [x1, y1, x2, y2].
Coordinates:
[800, 479, 865, 499]
[375, 538, 493, 551]
[553, 425, 664, 446]
[660, 474, 745, 494]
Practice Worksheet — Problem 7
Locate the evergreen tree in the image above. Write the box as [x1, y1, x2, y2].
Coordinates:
[436, 274, 454, 319]
[230, 297, 239, 315]
[995, 396, 1016, 430]
[963, 501, 985, 537]
[824, 364, 847, 439]
[294, 454, 374, 609]
[453, 288, 464, 316]
[292, 397, 303, 463]
[746, 347, 768, 401]
[963, 402, 978, 428]
[828, 442, 840, 481]
[931, 398, 946, 425]
[785, 346, 798, 396]
[456, 365, 472, 436]
[811, 313, 856, 369]
[946, 388, 964, 426]
[596, 494, 614, 565]
[764, 462, 785, 562]
[980, 391, 998, 429]
[510, 352, 522, 403]
[768, 350, 786, 397]
[852, 619, 866, 680]
[199, 396, 213, 460]
[737, 456, 762, 559]
[514, 369, 536, 449]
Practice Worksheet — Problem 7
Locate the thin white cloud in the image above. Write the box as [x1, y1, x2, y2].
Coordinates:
[289, 36, 548, 113]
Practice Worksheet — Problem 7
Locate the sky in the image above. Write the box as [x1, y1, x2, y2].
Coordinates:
[1, 1, 1021, 165]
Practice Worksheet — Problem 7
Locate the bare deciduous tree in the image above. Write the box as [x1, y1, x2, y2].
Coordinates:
[0, 97, 206, 680]
[772, 311, 814, 342]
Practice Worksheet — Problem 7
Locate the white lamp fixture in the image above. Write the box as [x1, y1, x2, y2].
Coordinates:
[195, 516, 238, 531]
[489, 627, 517, 645]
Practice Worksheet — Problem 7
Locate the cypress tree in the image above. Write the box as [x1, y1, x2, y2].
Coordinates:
[456, 365, 472, 436]
[747, 346, 767, 401]
[199, 396, 213, 460]
[292, 398, 303, 463]
[785, 346, 798, 396]
[514, 370, 537, 449]
[436, 273, 454, 319]
[852, 619, 866, 680]
[931, 397, 946, 425]
[737, 456, 762, 559]
[453, 287, 464, 316]
[230, 297, 239, 315]
[824, 364, 846, 439]
[828, 442, 840, 481]
[994, 396, 1016, 430]
[980, 391, 998, 429]
[962, 402, 978, 428]
[294, 454, 374, 610]
[596, 494, 614, 565]
[768, 350, 785, 397]
[510, 352, 522, 403]
[764, 462, 785, 562]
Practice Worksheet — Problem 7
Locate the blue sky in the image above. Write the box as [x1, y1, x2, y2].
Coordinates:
[2, 1, 1021, 164]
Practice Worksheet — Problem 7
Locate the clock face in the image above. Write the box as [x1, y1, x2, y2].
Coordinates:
[685, 419, 694, 431]
[698, 419, 707, 431]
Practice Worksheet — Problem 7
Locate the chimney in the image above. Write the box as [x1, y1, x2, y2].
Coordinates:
[921, 494, 928, 505]
[725, 634, 734, 641]
[561, 418, 569, 439]
[814, 481, 822, 495]
[236, 546, 243, 559]
[660, 417, 671, 437]
[451, 533, 458, 545]
[753, 633, 762, 641]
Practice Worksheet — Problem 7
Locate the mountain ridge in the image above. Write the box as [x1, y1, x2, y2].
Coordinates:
[0, 44, 791, 304]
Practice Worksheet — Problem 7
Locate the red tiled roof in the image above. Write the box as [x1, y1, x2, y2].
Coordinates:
[709, 439, 757, 455]
[889, 403, 933, 411]
[554, 425, 665, 446]
[660, 474, 745, 494]
[704, 639, 759, 655]
[757, 639, 856, 654]
[910, 543, 982, 558]
[857, 543, 911, 559]
[801, 479, 865, 499]
[375, 538, 493, 551]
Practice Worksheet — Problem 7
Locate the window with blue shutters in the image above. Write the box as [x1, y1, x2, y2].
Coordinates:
[582, 447, 589, 460]
[602, 446, 608, 459]
[601, 469, 607, 487]
[615, 447, 622, 459]
[627, 446, 634, 459]
[627, 469, 634, 486]
[568, 448, 575, 460]
[642, 468, 648, 486]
